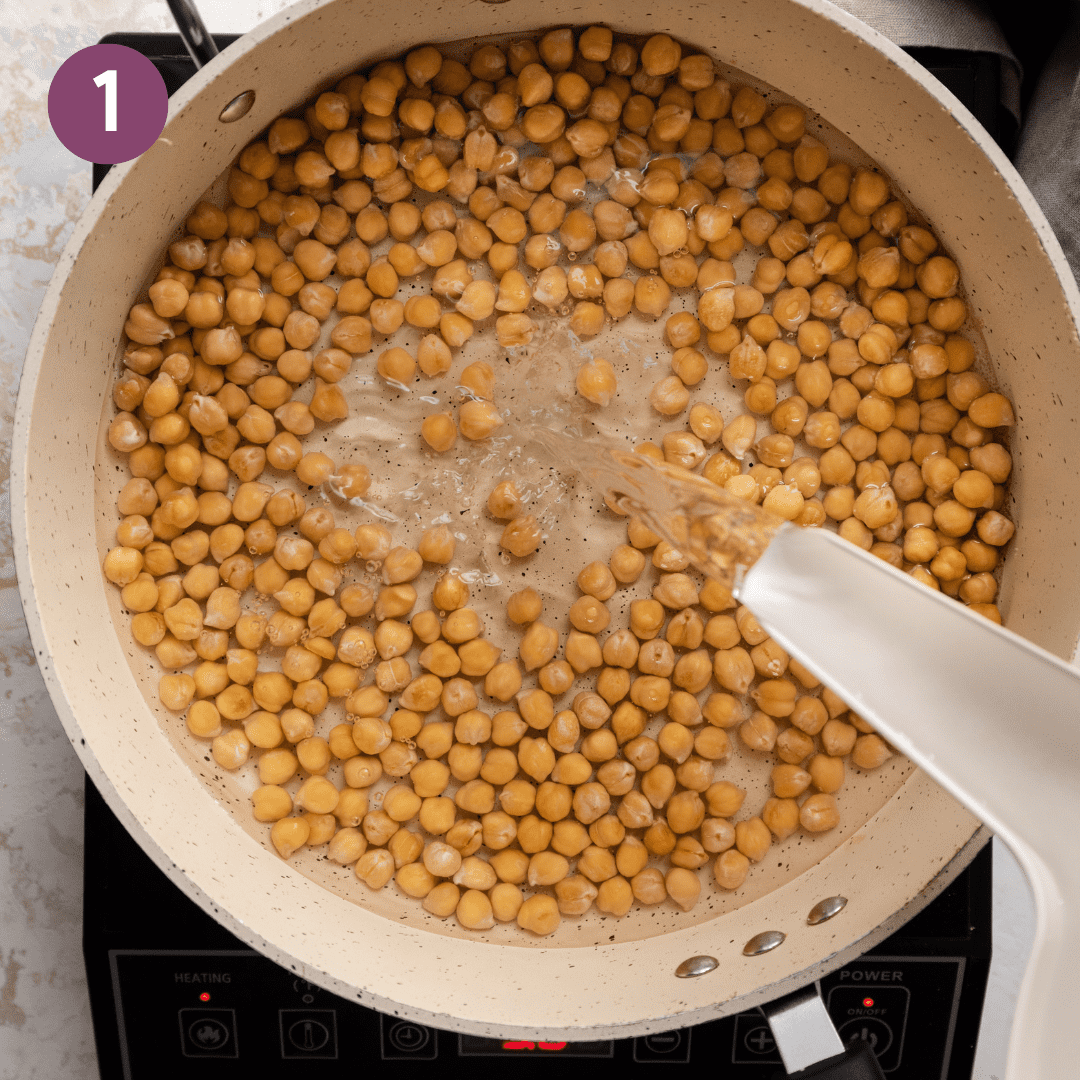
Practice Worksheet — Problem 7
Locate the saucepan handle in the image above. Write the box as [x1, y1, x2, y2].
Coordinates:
[774, 1042, 885, 1080]
[165, 0, 220, 68]
[763, 985, 886, 1080]
[162, 0, 256, 122]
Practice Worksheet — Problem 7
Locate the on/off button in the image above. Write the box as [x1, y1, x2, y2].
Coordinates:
[634, 1029, 693, 1062]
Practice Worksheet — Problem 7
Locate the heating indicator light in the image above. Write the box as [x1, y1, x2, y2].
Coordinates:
[199, 992, 211, 1002]
[862, 997, 874, 1008]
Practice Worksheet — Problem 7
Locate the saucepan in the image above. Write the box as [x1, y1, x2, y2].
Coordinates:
[11, 0, 1080, 1072]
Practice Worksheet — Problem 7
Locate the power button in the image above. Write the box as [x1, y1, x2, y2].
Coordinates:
[827, 985, 910, 1072]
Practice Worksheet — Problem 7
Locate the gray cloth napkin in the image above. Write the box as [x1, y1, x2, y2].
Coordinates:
[828, 0, 1020, 119]
[1014, 11, 1080, 283]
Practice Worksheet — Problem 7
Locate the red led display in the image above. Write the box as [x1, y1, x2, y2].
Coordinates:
[501, 1041, 568, 1051]
[862, 997, 874, 1008]
[199, 992, 211, 1002]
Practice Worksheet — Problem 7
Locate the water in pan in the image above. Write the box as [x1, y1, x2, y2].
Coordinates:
[91, 34, 980, 945]
[525, 420, 782, 590]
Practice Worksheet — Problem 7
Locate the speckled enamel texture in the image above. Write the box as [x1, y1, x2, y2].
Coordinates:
[12, 0, 1080, 1039]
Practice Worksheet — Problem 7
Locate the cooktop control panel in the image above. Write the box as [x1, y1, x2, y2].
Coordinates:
[84, 778, 990, 1080]
[107, 948, 969, 1077]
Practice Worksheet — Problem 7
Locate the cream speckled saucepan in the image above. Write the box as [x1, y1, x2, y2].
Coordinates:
[13, 0, 1080, 1060]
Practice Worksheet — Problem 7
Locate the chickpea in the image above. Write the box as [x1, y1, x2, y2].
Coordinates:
[534, 666, 573, 708]
[514, 686, 552, 731]
[104, 544, 146, 586]
[450, 889, 494, 932]
[767, 761, 810, 799]
[800, 793, 840, 832]
[852, 733, 893, 769]
[738, 710, 778, 754]
[576, 357, 619, 406]
[459, 400, 504, 441]
[501, 516, 542, 557]
[351, 847, 395, 890]
[516, 893, 560, 936]
[706, 847, 749, 891]
[755, 797, 798, 842]
[710, 645, 751, 695]
[656, 786, 703, 835]
[974, 510, 1014, 547]
[803, 754, 844, 795]
[546, 872, 600, 920]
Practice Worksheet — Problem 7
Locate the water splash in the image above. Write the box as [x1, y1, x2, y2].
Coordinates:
[526, 427, 784, 590]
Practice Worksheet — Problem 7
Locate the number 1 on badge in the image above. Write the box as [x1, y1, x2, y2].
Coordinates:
[93, 69, 117, 131]
[49, 45, 166, 162]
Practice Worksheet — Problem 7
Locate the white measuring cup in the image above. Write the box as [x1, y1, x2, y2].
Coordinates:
[737, 525, 1080, 1080]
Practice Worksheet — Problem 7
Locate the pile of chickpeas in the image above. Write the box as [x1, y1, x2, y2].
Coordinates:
[103, 25, 1017, 937]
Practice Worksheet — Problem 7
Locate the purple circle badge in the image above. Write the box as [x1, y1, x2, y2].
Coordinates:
[48, 44, 169, 164]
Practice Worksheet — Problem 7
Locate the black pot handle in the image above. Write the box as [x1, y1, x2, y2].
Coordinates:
[165, 0, 219, 69]
[763, 985, 886, 1080]
[773, 1040, 886, 1080]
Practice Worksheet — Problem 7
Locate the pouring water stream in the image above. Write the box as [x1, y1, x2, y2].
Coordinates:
[530, 425, 1080, 1080]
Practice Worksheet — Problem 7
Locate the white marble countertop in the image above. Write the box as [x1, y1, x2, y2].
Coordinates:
[0, 3, 1035, 1077]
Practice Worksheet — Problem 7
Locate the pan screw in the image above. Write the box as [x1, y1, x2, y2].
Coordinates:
[742, 930, 786, 956]
[675, 955, 718, 978]
[806, 896, 848, 925]
[220, 90, 256, 123]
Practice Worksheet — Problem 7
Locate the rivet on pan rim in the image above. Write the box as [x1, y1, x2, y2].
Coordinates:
[807, 896, 848, 926]
[675, 955, 719, 978]
[743, 931, 786, 956]
[220, 90, 256, 123]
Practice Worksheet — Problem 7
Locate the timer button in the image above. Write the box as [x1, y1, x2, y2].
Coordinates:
[381, 1016, 437, 1059]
